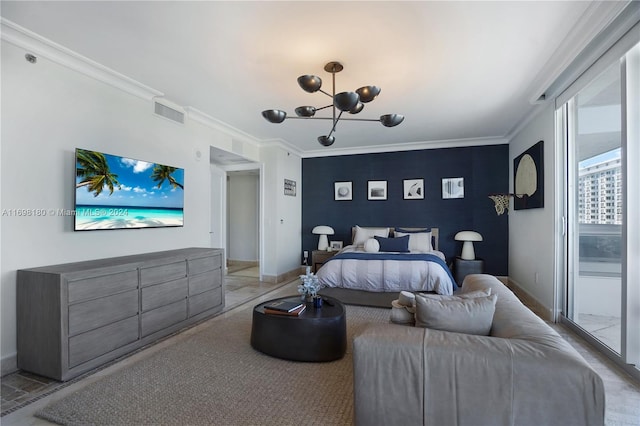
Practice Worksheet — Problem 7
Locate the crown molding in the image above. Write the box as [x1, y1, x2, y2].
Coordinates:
[255, 138, 305, 158]
[184, 106, 262, 148]
[296, 136, 508, 158]
[526, 1, 631, 104]
[1, 18, 162, 101]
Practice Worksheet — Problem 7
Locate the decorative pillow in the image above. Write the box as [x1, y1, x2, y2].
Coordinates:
[394, 231, 433, 252]
[353, 226, 390, 246]
[364, 238, 380, 253]
[374, 235, 410, 252]
[414, 294, 497, 336]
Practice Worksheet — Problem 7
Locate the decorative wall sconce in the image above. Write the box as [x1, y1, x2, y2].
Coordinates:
[261, 61, 404, 147]
[488, 194, 513, 215]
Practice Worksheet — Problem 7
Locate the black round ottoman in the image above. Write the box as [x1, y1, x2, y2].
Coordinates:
[250, 295, 346, 362]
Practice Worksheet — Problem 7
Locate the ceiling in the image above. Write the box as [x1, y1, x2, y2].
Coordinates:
[0, 1, 618, 156]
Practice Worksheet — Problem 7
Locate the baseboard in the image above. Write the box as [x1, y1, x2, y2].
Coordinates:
[506, 277, 554, 322]
[261, 267, 301, 284]
[1, 353, 18, 377]
[227, 259, 258, 267]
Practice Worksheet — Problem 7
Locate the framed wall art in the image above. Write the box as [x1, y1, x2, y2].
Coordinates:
[334, 181, 352, 201]
[513, 140, 544, 210]
[284, 179, 296, 196]
[368, 180, 387, 200]
[403, 179, 424, 200]
[442, 177, 464, 199]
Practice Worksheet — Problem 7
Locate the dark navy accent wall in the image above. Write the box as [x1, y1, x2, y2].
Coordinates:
[302, 145, 509, 276]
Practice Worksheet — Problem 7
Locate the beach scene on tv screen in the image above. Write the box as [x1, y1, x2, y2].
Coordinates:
[75, 149, 184, 230]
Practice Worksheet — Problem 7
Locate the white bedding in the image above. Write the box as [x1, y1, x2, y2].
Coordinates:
[316, 245, 456, 295]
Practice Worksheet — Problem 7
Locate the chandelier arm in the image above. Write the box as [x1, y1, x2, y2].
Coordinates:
[318, 89, 333, 98]
[315, 104, 333, 112]
[330, 110, 344, 134]
[282, 116, 381, 122]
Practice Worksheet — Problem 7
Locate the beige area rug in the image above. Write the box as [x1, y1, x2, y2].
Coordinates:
[36, 305, 391, 426]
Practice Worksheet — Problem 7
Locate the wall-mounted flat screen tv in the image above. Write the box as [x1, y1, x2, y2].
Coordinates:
[75, 148, 184, 231]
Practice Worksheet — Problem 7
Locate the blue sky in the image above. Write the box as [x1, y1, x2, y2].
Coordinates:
[76, 150, 184, 208]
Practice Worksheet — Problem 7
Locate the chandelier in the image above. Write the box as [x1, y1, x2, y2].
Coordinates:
[261, 61, 404, 147]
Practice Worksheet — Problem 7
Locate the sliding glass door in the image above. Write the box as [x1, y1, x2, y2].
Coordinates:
[566, 61, 623, 353]
[560, 40, 639, 372]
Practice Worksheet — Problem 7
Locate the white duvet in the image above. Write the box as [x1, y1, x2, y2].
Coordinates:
[316, 245, 456, 295]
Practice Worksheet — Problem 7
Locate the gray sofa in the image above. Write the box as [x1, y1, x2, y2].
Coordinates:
[353, 274, 605, 426]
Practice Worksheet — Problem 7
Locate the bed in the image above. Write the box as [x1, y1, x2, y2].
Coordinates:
[317, 226, 458, 306]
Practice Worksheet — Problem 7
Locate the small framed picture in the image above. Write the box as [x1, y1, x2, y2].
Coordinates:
[284, 179, 296, 196]
[334, 181, 352, 201]
[442, 177, 464, 199]
[368, 180, 387, 200]
[329, 241, 343, 251]
[403, 178, 424, 200]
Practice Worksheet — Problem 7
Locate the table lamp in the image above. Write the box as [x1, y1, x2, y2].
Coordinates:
[312, 225, 335, 251]
[454, 230, 483, 260]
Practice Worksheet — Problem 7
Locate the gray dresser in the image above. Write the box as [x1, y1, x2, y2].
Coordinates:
[17, 247, 224, 381]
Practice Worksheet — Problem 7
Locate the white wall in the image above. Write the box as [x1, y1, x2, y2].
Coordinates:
[0, 37, 301, 372]
[508, 103, 557, 315]
[227, 173, 259, 261]
[261, 145, 302, 278]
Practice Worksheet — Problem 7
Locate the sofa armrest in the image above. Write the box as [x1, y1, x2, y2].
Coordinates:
[353, 324, 426, 426]
[353, 324, 605, 426]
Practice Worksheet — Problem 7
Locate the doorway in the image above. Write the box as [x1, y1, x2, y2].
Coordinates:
[209, 146, 262, 279]
[226, 170, 260, 277]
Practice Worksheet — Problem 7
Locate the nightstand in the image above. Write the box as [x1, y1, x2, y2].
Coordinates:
[454, 257, 484, 286]
[312, 250, 337, 273]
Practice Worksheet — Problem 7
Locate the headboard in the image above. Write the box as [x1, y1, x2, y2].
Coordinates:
[350, 227, 439, 251]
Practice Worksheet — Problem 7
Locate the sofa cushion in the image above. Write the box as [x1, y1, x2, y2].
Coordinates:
[414, 294, 497, 335]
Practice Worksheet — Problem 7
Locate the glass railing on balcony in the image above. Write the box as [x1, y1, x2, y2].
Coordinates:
[579, 223, 622, 277]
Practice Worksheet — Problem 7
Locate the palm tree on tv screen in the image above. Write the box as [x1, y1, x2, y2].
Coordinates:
[151, 165, 184, 190]
[76, 149, 120, 197]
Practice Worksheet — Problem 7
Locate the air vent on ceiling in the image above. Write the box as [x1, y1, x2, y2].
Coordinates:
[154, 99, 185, 124]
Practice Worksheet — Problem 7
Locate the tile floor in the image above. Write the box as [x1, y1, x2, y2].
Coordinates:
[2, 271, 639, 425]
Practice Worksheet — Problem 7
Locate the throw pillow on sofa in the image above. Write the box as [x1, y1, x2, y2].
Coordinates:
[414, 294, 497, 336]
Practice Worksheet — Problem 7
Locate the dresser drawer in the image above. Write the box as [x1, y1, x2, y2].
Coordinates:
[68, 290, 138, 336]
[68, 315, 139, 368]
[189, 271, 222, 296]
[140, 261, 187, 287]
[68, 270, 138, 303]
[189, 287, 223, 317]
[188, 255, 222, 275]
[141, 299, 187, 337]
[141, 278, 188, 311]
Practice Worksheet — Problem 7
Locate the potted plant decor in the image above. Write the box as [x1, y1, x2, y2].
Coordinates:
[298, 267, 323, 307]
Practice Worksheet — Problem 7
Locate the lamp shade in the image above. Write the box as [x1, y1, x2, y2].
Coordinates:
[295, 106, 316, 117]
[261, 109, 287, 123]
[318, 135, 335, 146]
[380, 114, 405, 127]
[454, 231, 483, 260]
[334, 92, 360, 112]
[312, 226, 335, 251]
[356, 86, 381, 103]
[297, 75, 322, 93]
